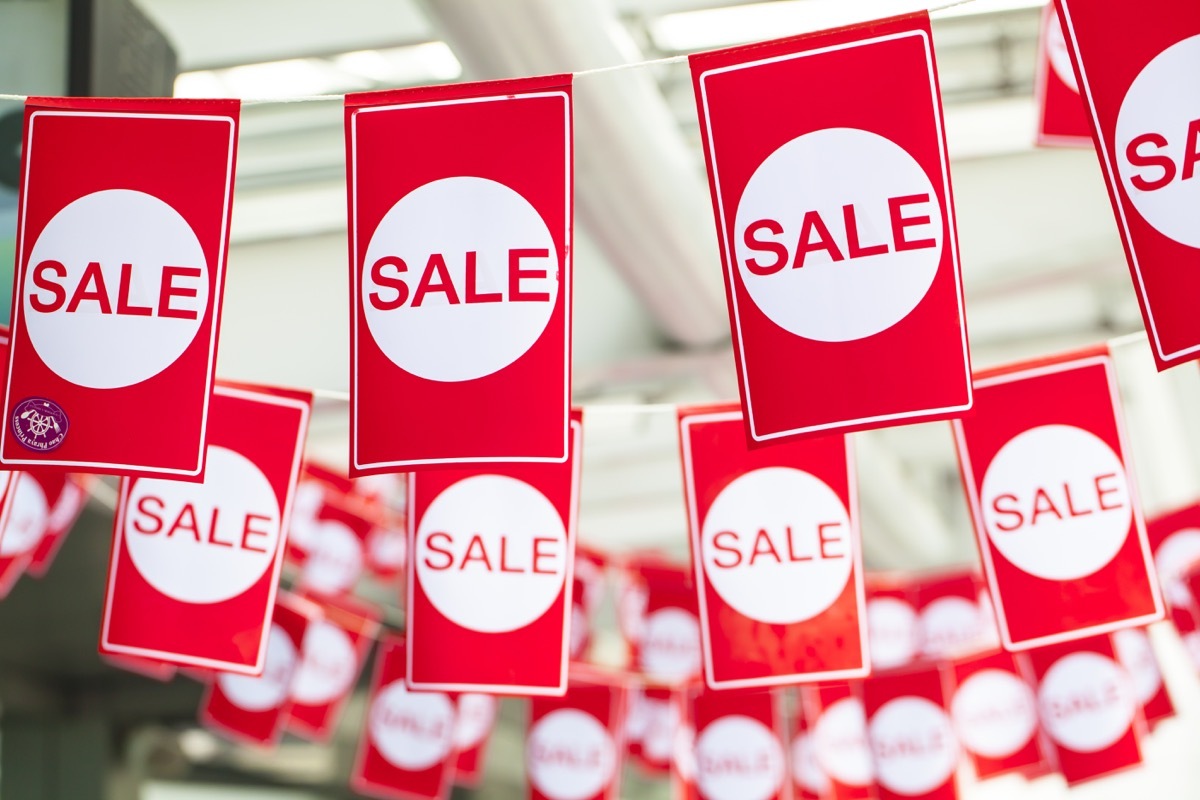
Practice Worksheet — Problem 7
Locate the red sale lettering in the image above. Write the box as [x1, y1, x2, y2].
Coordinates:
[698, 751, 776, 776]
[530, 742, 606, 769]
[706, 525, 845, 569]
[1124, 119, 1200, 192]
[367, 249, 552, 311]
[419, 531, 561, 575]
[989, 476, 1126, 532]
[375, 706, 452, 740]
[129, 497, 273, 554]
[873, 728, 949, 759]
[1044, 681, 1124, 721]
[28, 260, 202, 320]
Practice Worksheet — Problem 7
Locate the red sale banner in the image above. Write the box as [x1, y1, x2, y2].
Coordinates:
[1029, 635, 1143, 784]
[346, 76, 573, 473]
[0, 472, 51, 597]
[4, 98, 238, 478]
[913, 571, 998, 661]
[866, 573, 919, 672]
[679, 403, 867, 688]
[800, 683, 874, 800]
[626, 685, 679, 776]
[953, 349, 1162, 649]
[791, 704, 831, 800]
[352, 635, 459, 800]
[407, 414, 581, 694]
[690, 13, 970, 444]
[689, 686, 786, 800]
[298, 498, 371, 598]
[26, 473, 90, 578]
[527, 677, 626, 800]
[1147, 504, 1200, 666]
[864, 667, 957, 800]
[286, 462, 354, 566]
[1111, 627, 1174, 727]
[452, 693, 498, 787]
[286, 595, 382, 741]
[1034, 1, 1091, 146]
[100, 383, 311, 673]
[1055, 0, 1200, 368]
[949, 650, 1044, 779]
[634, 563, 702, 686]
[570, 546, 607, 662]
[200, 595, 313, 747]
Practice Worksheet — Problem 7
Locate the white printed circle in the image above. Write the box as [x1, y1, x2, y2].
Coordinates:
[415, 474, 567, 633]
[981, 425, 1131, 581]
[813, 697, 873, 787]
[1115, 34, 1200, 247]
[125, 446, 281, 604]
[369, 681, 456, 770]
[301, 519, 365, 595]
[791, 732, 831, 796]
[639, 607, 701, 683]
[1045, 10, 1079, 93]
[701, 467, 852, 624]
[362, 176, 558, 382]
[1038, 651, 1136, 753]
[734, 127, 942, 342]
[1, 475, 49, 556]
[291, 620, 358, 705]
[950, 668, 1038, 759]
[869, 697, 958, 796]
[527, 709, 617, 800]
[217, 624, 297, 712]
[918, 596, 983, 659]
[25, 189, 209, 389]
[1112, 628, 1163, 704]
[454, 693, 497, 750]
[367, 525, 406, 572]
[867, 597, 919, 670]
[1153, 527, 1200, 606]
[694, 716, 785, 800]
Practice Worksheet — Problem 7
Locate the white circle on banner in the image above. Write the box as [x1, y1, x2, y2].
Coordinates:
[125, 446, 281, 604]
[918, 596, 983, 659]
[1154, 527, 1200, 606]
[24, 189, 209, 389]
[639, 607, 701, 683]
[950, 668, 1038, 759]
[869, 697, 958, 796]
[1115, 35, 1200, 247]
[369, 681, 456, 769]
[813, 697, 873, 787]
[1, 475, 49, 557]
[792, 732, 831, 796]
[867, 597, 919, 670]
[367, 525, 406, 572]
[1112, 628, 1163, 704]
[701, 467, 852, 624]
[362, 176, 558, 382]
[1038, 651, 1136, 752]
[695, 716, 785, 800]
[291, 619, 357, 705]
[1046, 12, 1079, 93]
[527, 709, 617, 800]
[980, 424, 1131, 581]
[415, 474, 567, 633]
[217, 624, 297, 712]
[301, 519, 364, 595]
[454, 693, 497, 750]
[733, 127, 942, 342]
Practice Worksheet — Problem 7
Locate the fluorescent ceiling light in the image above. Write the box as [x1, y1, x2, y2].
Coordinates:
[174, 42, 462, 100]
[650, 0, 1045, 53]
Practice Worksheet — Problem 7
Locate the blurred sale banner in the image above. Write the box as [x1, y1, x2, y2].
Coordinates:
[1034, 1, 1091, 147]
[346, 76, 573, 473]
[297, 497, 372, 598]
[953, 348, 1162, 649]
[690, 12, 971, 445]
[406, 414, 581, 694]
[452, 693, 498, 787]
[527, 676, 627, 800]
[864, 667, 958, 800]
[948, 650, 1046, 779]
[25, 472, 90, 578]
[1111, 627, 1174, 728]
[689, 686, 787, 800]
[679, 403, 867, 688]
[100, 383, 311, 673]
[800, 682, 874, 800]
[0, 472, 48, 598]
[352, 635, 459, 800]
[1054, 0, 1200, 368]
[3, 98, 239, 479]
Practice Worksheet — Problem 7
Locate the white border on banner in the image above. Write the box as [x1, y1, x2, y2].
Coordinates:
[404, 416, 581, 696]
[679, 408, 870, 689]
[952, 353, 1164, 651]
[348, 91, 573, 471]
[697, 29, 973, 443]
[1056, 1, 1197, 365]
[3, 110, 236, 477]
[99, 384, 311, 675]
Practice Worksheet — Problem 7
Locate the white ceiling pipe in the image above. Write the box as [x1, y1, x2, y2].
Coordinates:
[417, 0, 730, 347]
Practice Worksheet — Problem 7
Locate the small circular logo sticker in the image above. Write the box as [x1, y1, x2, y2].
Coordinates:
[12, 397, 68, 452]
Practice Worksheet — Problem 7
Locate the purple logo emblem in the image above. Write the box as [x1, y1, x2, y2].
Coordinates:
[12, 397, 68, 452]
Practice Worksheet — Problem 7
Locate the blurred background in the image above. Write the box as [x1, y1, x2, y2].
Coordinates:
[2, 0, 1200, 797]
